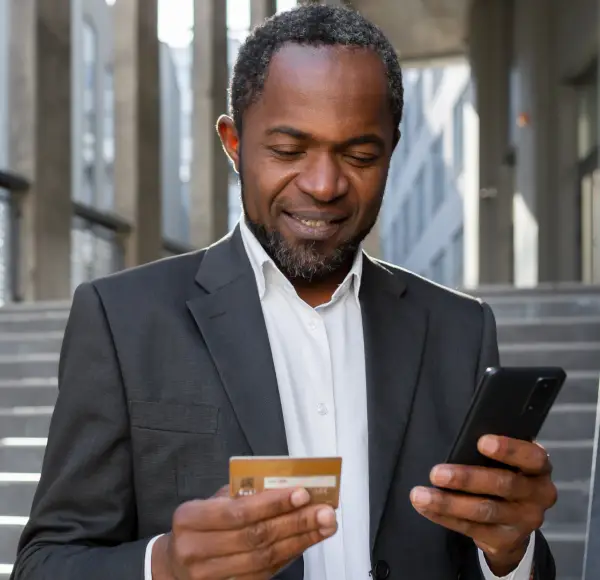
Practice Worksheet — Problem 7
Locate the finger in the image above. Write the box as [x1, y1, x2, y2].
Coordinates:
[173, 487, 311, 532]
[413, 509, 524, 555]
[213, 485, 230, 498]
[430, 464, 531, 500]
[190, 504, 337, 559]
[410, 487, 520, 525]
[478, 436, 552, 476]
[196, 526, 336, 579]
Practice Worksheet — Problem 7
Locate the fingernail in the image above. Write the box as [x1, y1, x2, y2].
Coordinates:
[432, 466, 453, 485]
[316, 507, 336, 527]
[319, 526, 337, 537]
[411, 487, 432, 507]
[290, 488, 310, 507]
[480, 436, 500, 455]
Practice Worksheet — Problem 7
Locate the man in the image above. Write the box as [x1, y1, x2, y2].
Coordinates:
[12, 5, 556, 580]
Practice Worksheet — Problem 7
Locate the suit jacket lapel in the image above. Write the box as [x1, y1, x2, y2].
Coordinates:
[186, 227, 288, 457]
[361, 257, 429, 550]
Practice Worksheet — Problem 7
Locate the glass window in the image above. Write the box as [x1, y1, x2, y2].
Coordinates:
[102, 66, 115, 210]
[451, 227, 464, 287]
[431, 67, 444, 97]
[431, 249, 446, 285]
[414, 73, 424, 131]
[71, 217, 123, 293]
[82, 21, 98, 206]
[415, 170, 426, 238]
[431, 136, 445, 212]
[402, 198, 410, 257]
[453, 87, 467, 175]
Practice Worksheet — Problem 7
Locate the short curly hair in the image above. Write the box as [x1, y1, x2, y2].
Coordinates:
[229, 4, 404, 135]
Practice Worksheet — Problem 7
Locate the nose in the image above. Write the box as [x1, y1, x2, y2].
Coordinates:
[295, 152, 348, 203]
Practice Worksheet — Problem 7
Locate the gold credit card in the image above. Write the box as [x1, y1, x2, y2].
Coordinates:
[229, 456, 342, 508]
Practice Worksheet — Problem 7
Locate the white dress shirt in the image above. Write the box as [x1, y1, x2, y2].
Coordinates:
[145, 219, 534, 580]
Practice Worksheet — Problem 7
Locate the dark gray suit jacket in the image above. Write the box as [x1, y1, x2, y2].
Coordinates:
[11, 228, 555, 579]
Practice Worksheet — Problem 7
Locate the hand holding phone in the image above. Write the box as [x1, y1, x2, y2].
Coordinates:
[409, 367, 565, 576]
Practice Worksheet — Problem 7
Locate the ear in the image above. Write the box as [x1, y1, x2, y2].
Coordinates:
[216, 115, 240, 173]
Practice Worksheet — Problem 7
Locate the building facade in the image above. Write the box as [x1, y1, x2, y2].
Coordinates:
[381, 64, 476, 289]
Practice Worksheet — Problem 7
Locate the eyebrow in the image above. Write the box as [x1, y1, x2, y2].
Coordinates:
[265, 125, 385, 150]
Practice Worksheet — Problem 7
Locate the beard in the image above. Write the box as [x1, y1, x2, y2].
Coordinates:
[238, 168, 375, 282]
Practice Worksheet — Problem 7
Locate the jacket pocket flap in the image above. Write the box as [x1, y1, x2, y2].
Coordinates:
[129, 401, 219, 434]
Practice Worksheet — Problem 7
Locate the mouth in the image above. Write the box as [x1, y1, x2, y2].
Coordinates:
[281, 211, 347, 241]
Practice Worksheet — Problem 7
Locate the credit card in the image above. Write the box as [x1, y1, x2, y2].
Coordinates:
[229, 456, 342, 508]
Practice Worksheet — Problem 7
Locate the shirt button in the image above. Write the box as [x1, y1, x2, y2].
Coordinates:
[317, 403, 328, 416]
[308, 319, 318, 331]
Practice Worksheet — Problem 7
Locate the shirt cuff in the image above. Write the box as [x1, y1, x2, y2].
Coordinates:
[477, 532, 536, 580]
[144, 534, 165, 580]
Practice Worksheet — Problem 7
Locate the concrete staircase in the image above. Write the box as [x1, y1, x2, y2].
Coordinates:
[0, 288, 599, 578]
[480, 284, 600, 580]
[0, 302, 69, 579]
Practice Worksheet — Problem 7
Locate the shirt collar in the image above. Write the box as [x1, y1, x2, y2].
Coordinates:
[239, 216, 363, 304]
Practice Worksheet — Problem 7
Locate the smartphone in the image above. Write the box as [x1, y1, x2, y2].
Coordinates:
[446, 366, 567, 469]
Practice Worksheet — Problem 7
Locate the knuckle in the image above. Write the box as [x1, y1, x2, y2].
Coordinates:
[478, 499, 498, 523]
[172, 535, 196, 566]
[227, 504, 249, 529]
[255, 544, 278, 570]
[245, 520, 270, 549]
[496, 473, 516, 497]
[547, 482, 558, 507]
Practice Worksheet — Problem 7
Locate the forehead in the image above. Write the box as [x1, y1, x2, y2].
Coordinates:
[248, 44, 393, 139]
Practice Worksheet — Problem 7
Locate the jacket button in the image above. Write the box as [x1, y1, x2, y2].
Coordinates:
[373, 560, 390, 579]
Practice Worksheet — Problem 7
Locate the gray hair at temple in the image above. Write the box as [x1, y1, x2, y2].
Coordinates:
[229, 3, 404, 135]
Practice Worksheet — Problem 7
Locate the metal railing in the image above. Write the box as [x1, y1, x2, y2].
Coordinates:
[0, 169, 30, 302]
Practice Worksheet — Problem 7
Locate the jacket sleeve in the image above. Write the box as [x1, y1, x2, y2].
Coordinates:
[11, 283, 150, 580]
[458, 301, 556, 580]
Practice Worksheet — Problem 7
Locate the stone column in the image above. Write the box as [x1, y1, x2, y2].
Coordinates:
[8, 0, 72, 300]
[250, 0, 277, 29]
[191, 0, 230, 248]
[512, 0, 560, 286]
[113, 0, 162, 268]
[467, 0, 513, 286]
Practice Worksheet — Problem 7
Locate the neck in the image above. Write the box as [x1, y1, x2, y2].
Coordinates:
[290, 260, 353, 307]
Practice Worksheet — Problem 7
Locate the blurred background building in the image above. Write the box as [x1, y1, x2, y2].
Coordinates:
[0, 1, 599, 579]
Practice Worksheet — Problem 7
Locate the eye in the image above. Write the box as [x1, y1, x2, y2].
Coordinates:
[269, 147, 305, 160]
[344, 153, 378, 166]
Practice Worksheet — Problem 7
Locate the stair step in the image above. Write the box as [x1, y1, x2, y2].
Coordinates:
[540, 439, 594, 482]
[546, 480, 591, 526]
[0, 480, 38, 517]
[540, 403, 598, 441]
[0, 408, 53, 438]
[0, 440, 46, 475]
[542, 524, 587, 578]
[0, 517, 26, 565]
[0, 332, 63, 356]
[499, 342, 600, 371]
[0, 312, 68, 333]
[0, 378, 58, 407]
[497, 317, 600, 343]
[553, 371, 599, 405]
[0, 353, 59, 380]
[488, 295, 600, 318]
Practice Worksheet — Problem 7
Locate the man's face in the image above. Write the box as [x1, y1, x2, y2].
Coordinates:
[220, 44, 397, 281]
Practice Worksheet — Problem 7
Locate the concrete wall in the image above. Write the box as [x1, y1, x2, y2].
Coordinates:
[511, 0, 598, 285]
[381, 64, 475, 288]
[72, 0, 115, 209]
[159, 42, 184, 243]
[0, 0, 10, 169]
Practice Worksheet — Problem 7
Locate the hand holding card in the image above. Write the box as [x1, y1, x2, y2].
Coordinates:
[151, 456, 341, 580]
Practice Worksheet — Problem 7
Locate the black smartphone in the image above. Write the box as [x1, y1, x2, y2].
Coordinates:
[446, 366, 567, 469]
